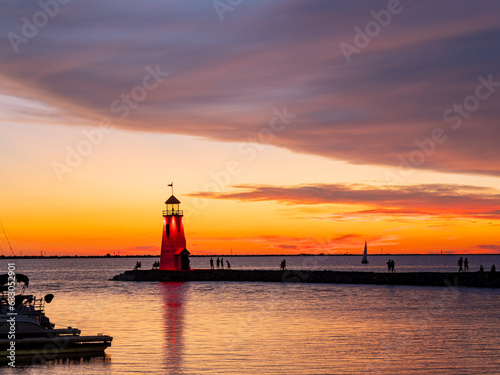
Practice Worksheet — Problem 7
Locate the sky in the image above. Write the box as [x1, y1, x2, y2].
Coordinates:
[1, 0, 500, 256]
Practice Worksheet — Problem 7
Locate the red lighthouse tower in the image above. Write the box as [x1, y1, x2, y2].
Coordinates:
[159, 193, 190, 270]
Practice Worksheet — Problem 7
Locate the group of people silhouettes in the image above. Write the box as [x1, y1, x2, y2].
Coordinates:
[457, 257, 469, 272]
[386, 259, 395, 273]
[137, 256, 496, 274]
[477, 264, 495, 273]
[210, 257, 230, 270]
[458, 257, 496, 273]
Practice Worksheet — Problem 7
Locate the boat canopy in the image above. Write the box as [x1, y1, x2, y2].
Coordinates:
[0, 273, 29, 291]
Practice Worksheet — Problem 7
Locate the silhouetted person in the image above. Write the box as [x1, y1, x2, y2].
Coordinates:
[391, 259, 395, 273]
[479, 265, 484, 272]
[387, 259, 391, 273]
[491, 264, 496, 273]
[216, 258, 220, 269]
[210, 258, 214, 270]
[458, 257, 463, 272]
[226, 260, 231, 270]
[281, 259, 286, 270]
[221, 258, 224, 269]
[464, 258, 469, 272]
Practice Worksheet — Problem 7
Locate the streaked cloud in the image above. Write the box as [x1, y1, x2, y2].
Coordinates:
[1, 1, 500, 176]
[188, 183, 500, 219]
[476, 244, 500, 253]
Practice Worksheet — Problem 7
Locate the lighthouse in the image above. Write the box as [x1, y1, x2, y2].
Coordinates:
[159, 194, 190, 270]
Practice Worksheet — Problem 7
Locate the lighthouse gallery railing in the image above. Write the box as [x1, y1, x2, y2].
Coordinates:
[162, 210, 183, 216]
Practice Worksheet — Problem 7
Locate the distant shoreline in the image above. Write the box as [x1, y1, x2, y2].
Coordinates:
[1, 253, 498, 259]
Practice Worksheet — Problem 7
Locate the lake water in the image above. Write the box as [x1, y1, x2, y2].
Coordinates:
[2, 255, 499, 374]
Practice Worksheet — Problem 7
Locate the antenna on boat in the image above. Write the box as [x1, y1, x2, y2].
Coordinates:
[0, 221, 16, 257]
[0, 220, 23, 273]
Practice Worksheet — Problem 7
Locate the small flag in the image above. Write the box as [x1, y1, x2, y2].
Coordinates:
[168, 183, 173, 187]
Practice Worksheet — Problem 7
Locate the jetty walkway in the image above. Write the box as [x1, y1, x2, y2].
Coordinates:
[111, 269, 499, 288]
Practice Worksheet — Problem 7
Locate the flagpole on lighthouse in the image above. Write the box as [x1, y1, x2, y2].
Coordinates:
[168, 182, 173, 196]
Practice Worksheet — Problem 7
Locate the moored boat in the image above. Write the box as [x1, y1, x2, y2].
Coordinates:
[0, 273, 112, 364]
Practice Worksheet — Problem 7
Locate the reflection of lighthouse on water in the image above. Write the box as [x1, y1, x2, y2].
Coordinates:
[161, 282, 187, 372]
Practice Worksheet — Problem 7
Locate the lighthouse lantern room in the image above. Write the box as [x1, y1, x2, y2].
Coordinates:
[163, 195, 182, 216]
[159, 194, 190, 270]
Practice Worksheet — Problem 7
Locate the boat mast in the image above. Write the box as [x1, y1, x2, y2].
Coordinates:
[0, 221, 16, 256]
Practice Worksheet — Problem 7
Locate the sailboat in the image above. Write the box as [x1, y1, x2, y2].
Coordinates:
[361, 241, 369, 264]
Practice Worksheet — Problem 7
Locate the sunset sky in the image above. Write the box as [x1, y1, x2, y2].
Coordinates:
[1, 0, 500, 256]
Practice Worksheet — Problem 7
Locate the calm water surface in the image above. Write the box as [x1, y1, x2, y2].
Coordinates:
[1, 256, 499, 374]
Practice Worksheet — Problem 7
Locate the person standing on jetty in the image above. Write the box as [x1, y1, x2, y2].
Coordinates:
[281, 259, 286, 270]
[220, 258, 224, 269]
[210, 258, 214, 270]
[458, 257, 464, 272]
[216, 258, 220, 269]
[226, 260, 231, 270]
[464, 258, 469, 272]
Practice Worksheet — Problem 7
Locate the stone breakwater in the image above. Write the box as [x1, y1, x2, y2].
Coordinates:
[111, 269, 500, 288]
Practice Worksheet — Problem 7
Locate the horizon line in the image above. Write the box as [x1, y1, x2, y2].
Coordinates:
[2, 253, 499, 259]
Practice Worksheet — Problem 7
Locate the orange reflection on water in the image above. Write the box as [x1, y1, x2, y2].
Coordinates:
[161, 282, 187, 372]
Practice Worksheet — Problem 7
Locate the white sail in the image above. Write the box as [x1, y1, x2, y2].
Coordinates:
[361, 241, 369, 264]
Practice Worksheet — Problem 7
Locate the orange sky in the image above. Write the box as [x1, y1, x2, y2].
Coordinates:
[1, 134, 499, 256]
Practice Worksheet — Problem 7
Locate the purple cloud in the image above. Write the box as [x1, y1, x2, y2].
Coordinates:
[188, 183, 500, 219]
[476, 244, 500, 252]
[1, 1, 500, 175]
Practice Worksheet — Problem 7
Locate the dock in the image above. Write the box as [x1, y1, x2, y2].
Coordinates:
[111, 269, 500, 288]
